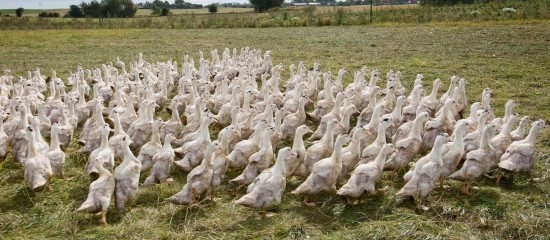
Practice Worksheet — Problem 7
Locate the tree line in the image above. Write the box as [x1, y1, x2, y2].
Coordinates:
[67, 0, 137, 18]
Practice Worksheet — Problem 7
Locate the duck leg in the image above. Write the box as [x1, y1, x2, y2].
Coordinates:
[346, 197, 359, 205]
[495, 169, 503, 185]
[303, 196, 316, 207]
[100, 210, 108, 226]
[258, 210, 267, 219]
[459, 182, 470, 195]
[374, 186, 390, 195]
[528, 171, 534, 182]
[232, 184, 244, 197]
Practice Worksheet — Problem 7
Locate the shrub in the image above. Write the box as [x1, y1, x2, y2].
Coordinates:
[67, 5, 84, 18]
[16, 8, 24, 17]
[160, 7, 170, 16]
[39, 12, 61, 18]
[208, 4, 218, 14]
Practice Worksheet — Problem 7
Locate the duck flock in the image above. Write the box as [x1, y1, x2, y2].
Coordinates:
[0, 48, 546, 225]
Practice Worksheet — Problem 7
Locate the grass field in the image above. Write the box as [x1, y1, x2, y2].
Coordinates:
[0, 21, 549, 239]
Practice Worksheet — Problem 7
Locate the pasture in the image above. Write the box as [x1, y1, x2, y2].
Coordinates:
[0, 21, 549, 239]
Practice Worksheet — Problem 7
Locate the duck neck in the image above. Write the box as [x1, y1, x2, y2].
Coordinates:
[162, 135, 172, 151]
[374, 150, 389, 169]
[348, 133, 362, 159]
[501, 118, 515, 134]
[503, 103, 514, 122]
[477, 114, 489, 133]
[261, 132, 273, 152]
[429, 82, 439, 100]
[27, 131, 38, 157]
[341, 108, 354, 129]
[410, 117, 424, 140]
[230, 88, 239, 105]
[274, 112, 282, 133]
[431, 140, 445, 165]
[323, 125, 336, 149]
[374, 124, 387, 144]
[526, 125, 541, 146]
[331, 138, 345, 164]
[392, 100, 404, 119]
[113, 115, 124, 135]
[122, 142, 136, 162]
[48, 128, 60, 150]
[446, 80, 456, 96]
[480, 129, 492, 149]
[512, 120, 528, 138]
[452, 129, 465, 149]
[151, 123, 161, 145]
[292, 131, 306, 150]
[199, 119, 211, 140]
[297, 100, 307, 120]
[202, 148, 214, 168]
[272, 153, 286, 177]
[170, 105, 180, 122]
[99, 130, 109, 149]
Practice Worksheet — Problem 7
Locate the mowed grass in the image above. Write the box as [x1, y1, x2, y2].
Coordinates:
[0, 22, 550, 238]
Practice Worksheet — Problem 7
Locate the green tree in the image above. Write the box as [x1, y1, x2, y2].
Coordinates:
[15, 7, 24, 17]
[67, 4, 85, 18]
[208, 4, 218, 13]
[160, 7, 170, 16]
[250, 0, 283, 12]
[81, 0, 137, 18]
[81, 1, 102, 18]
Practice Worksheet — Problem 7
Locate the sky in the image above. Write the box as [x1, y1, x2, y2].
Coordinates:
[0, 0, 253, 9]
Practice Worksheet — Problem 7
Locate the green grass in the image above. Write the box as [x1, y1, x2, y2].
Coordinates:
[0, 21, 550, 238]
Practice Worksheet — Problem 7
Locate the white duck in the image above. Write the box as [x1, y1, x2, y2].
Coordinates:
[448, 124, 497, 195]
[137, 119, 163, 172]
[489, 113, 520, 163]
[0, 111, 8, 162]
[358, 117, 391, 165]
[75, 157, 115, 226]
[497, 120, 547, 184]
[230, 127, 277, 190]
[396, 134, 449, 209]
[293, 119, 340, 177]
[114, 136, 142, 212]
[23, 126, 53, 198]
[284, 125, 312, 177]
[167, 141, 218, 205]
[235, 147, 295, 218]
[108, 110, 129, 162]
[228, 121, 267, 169]
[384, 112, 430, 172]
[85, 125, 115, 180]
[46, 123, 66, 178]
[337, 144, 394, 205]
[292, 134, 351, 206]
[143, 134, 176, 186]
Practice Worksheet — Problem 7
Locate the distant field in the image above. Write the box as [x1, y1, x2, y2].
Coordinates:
[0, 21, 549, 239]
[290, 3, 419, 13]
